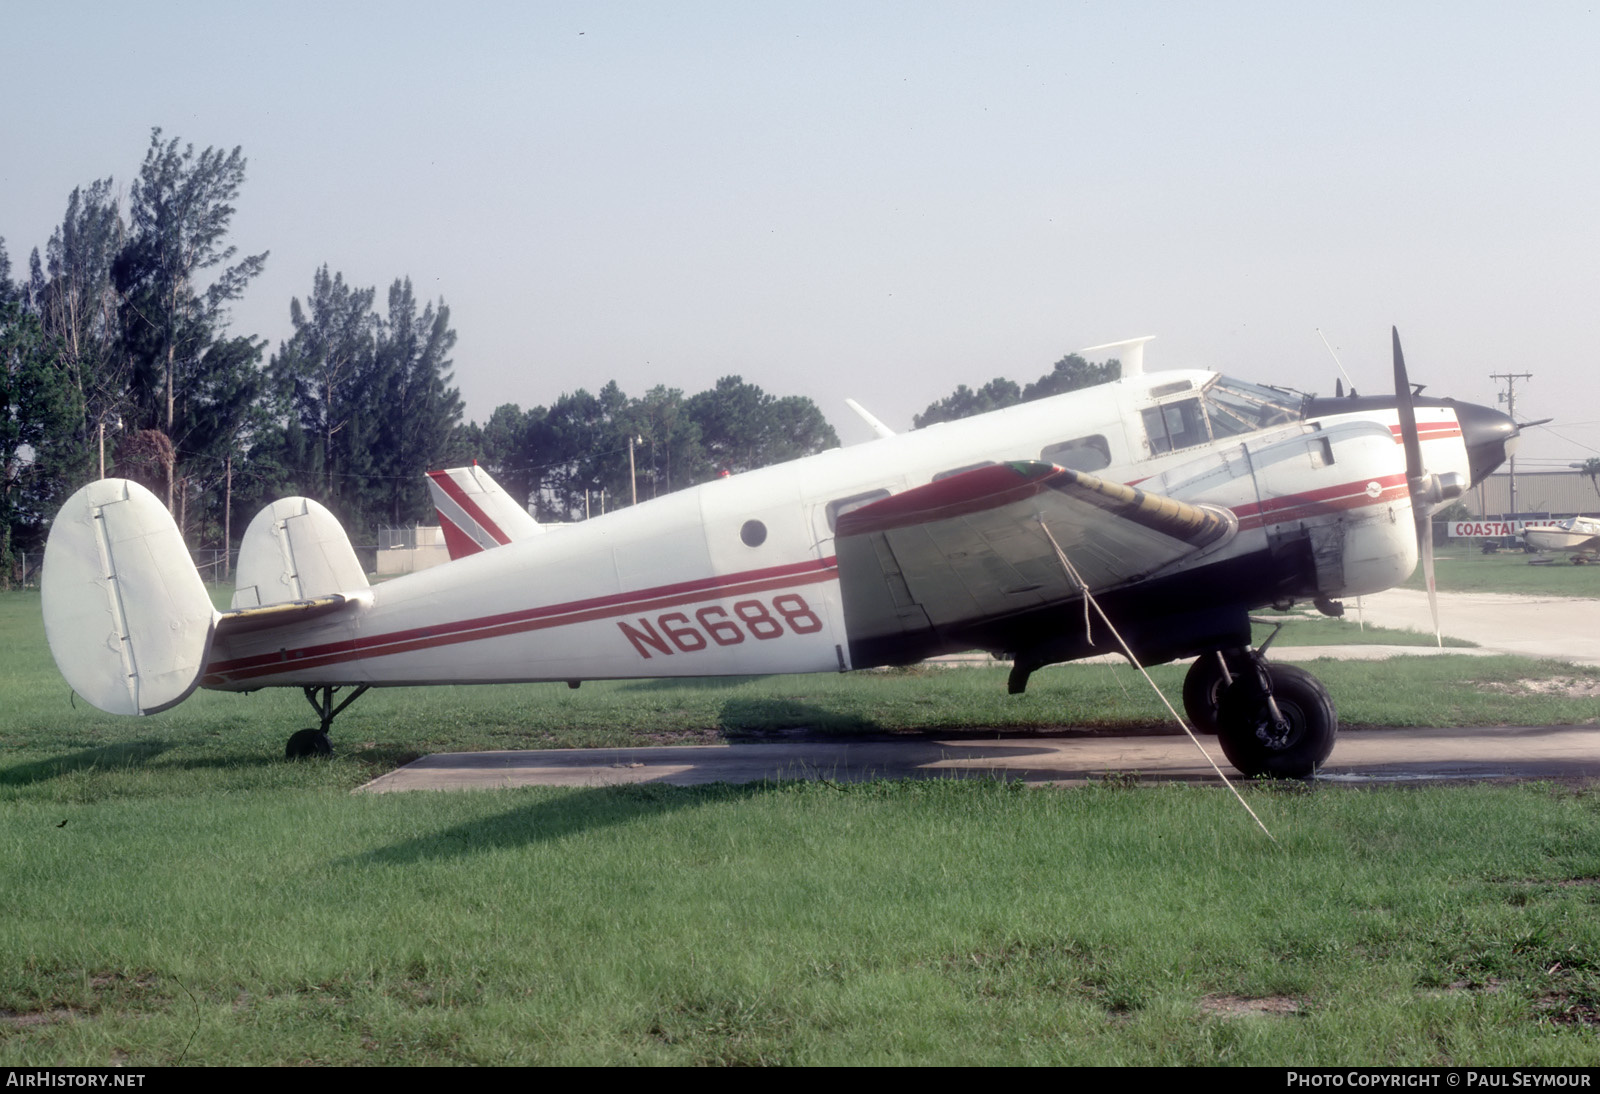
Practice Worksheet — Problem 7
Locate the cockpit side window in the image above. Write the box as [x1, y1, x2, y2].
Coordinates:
[1204, 377, 1302, 437]
[1141, 398, 1208, 454]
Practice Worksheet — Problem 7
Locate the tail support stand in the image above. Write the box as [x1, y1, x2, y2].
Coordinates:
[285, 684, 371, 760]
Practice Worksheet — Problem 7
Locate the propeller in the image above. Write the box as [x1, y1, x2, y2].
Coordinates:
[1391, 327, 1466, 647]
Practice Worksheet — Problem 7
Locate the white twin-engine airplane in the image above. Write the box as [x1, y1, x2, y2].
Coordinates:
[42, 330, 1521, 778]
[1522, 516, 1600, 560]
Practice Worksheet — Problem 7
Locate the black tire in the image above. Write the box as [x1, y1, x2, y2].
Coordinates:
[285, 728, 332, 760]
[1215, 664, 1336, 779]
[1182, 654, 1230, 735]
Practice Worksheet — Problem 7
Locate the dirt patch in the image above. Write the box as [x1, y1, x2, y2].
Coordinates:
[1538, 994, 1600, 1027]
[0, 1006, 76, 1029]
[1480, 678, 1600, 699]
[1440, 978, 1508, 993]
[1200, 994, 1302, 1018]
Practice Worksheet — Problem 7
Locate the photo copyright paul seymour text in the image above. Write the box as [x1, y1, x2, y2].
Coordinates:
[1288, 1075, 1591, 1088]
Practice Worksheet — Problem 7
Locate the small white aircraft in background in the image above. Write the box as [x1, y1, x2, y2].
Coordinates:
[1522, 516, 1600, 561]
[41, 330, 1522, 778]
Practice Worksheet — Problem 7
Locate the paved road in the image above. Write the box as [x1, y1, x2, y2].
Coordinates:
[1346, 588, 1600, 664]
[357, 589, 1599, 795]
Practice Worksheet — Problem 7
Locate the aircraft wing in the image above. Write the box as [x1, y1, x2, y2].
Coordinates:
[833, 460, 1234, 660]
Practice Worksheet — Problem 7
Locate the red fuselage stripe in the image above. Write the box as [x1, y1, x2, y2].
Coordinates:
[427, 470, 511, 546]
[1388, 423, 1461, 442]
[204, 556, 839, 684]
[1236, 486, 1411, 531]
[1231, 472, 1409, 520]
[1233, 473, 1411, 531]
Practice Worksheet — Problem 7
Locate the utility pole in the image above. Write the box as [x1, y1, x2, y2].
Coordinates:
[224, 454, 232, 580]
[1490, 372, 1532, 520]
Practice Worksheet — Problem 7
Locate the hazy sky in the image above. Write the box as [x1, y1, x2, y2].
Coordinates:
[5, 1, 1597, 469]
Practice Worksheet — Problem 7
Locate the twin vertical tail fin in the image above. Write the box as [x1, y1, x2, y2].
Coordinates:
[231, 496, 369, 609]
[425, 466, 543, 560]
[42, 480, 218, 715]
[43, 481, 371, 716]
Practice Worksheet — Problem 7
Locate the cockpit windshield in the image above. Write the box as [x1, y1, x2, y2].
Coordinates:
[1202, 376, 1303, 438]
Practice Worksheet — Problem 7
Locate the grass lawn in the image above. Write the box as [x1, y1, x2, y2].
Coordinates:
[3, 586, 1599, 1064]
[1404, 547, 1600, 598]
[1249, 610, 1475, 648]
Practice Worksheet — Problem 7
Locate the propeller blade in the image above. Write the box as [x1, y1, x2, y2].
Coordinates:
[1394, 327, 1443, 645]
[1392, 326, 1423, 485]
[1421, 516, 1441, 647]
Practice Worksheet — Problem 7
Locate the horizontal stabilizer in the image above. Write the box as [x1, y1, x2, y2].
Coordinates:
[232, 497, 369, 609]
[215, 594, 358, 638]
[426, 465, 543, 560]
[42, 479, 217, 715]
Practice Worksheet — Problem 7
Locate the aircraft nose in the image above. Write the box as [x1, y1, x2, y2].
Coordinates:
[1453, 401, 1521, 487]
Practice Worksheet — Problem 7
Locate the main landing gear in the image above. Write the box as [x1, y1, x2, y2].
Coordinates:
[284, 684, 370, 760]
[1182, 650, 1336, 779]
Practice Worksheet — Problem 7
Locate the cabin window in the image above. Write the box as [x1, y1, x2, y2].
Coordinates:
[826, 489, 891, 532]
[740, 520, 767, 547]
[1142, 398, 1209, 454]
[932, 461, 996, 481]
[1040, 435, 1111, 472]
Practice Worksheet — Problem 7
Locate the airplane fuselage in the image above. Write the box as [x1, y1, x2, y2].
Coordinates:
[200, 369, 1503, 692]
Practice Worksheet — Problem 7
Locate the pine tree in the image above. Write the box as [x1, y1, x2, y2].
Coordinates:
[116, 128, 268, 511]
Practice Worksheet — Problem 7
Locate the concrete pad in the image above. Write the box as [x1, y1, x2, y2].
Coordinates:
[1352, 589, 1600, 664]
[358, 725, 1600, 793]
[355, 591, 1600, 796]
[1264, 644, 1496, 662]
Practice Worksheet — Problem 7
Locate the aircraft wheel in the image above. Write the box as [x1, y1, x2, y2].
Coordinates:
[285, 728, 332, 760]
[1181, 654, 1230, 735]
[1216, 664, 1336, 779]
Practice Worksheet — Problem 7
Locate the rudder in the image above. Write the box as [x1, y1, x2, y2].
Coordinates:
[232, 497, 370, 609]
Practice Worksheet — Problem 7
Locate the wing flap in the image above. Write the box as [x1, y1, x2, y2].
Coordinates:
[836, 461, 1235, 655]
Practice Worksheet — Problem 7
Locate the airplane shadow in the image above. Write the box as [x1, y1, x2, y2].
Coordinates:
[347, 781, 774, 867]
[716, 698, 878, 735]
[619, 675, 775, 692]
[0, 739, 172, 787]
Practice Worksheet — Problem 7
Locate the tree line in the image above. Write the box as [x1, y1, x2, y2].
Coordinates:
[4, 128, 1120, 584]
[911, 353, 1120, 428]
[0, 129, 843, 581]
